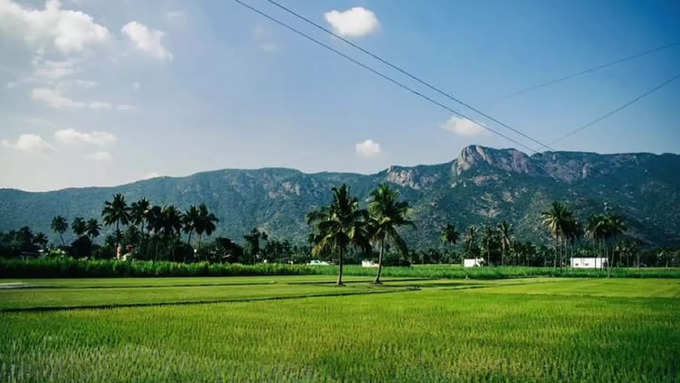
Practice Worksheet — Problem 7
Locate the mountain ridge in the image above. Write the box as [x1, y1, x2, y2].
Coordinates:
[1, 145, 679, 247]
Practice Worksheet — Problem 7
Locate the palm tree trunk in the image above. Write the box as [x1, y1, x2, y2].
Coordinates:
[337, 247, 344, 286]
[501, 241, 505, 266]
[375, 238, 385, 284]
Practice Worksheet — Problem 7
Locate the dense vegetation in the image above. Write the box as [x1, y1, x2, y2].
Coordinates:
[1, 277, 678, 381]
[2, 181, 680, 284]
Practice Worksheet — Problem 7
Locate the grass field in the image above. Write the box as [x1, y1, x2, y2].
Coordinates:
[1, 276, 679, 382]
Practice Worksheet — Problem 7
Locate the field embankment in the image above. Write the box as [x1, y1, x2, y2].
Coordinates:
[2, 257, 680, 279]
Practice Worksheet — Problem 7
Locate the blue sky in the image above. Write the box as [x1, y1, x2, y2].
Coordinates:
[1, 0, 679, 191]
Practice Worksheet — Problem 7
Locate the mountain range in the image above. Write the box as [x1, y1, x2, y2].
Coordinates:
[1, 145, 679, 247]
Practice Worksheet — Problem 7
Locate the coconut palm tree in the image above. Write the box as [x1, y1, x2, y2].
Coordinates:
[541, 202, 575, 268]
[243, 228, 267, 263]
[102, 194, 131, 252]
[586, 215, 608, 268]
[71, 217, 87, 238]
[463, 225, 478, 259]
[160, 205, 183, 239]
[182, 205, 200, 246]
[50, 216, 68, 246]
[367, 184, 414, 284]
[480, 225, 496, 265]
[86, 219, 101, 240]
[130, 198, 151, 234]
[441, 223, 460, 247]
[497, 221, 513, 266]
[307, 184, 370, 286]
[195, 204, 218, 251]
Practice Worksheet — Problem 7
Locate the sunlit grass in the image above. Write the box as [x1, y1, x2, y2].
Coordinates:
[1, 278, 678, 381]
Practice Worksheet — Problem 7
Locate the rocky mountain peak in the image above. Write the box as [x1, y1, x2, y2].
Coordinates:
[456, 145, 534, 175]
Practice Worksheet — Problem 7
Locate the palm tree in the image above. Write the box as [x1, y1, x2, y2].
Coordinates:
[86, 219, 101, 240]
[243, 228, 267, 263]
[586, 215, 608, 268]
[102, 193, 131, 253]
[307, 184, 370, 286]
[182, 205, 200, 246]
[497, 221, 513, 266]
[195, 204, 218, 251]
[50, 216, 68, 246]
[367, 184, 414, 284]
[441, 223, 460, 247]
[480, 225, 496, 265]
[160, 205, 183, 238]
[130, 198, 151, 234]
[72, 217, 87, 238]
[541, 202, 575, 269]
[463, 225, 478, 259]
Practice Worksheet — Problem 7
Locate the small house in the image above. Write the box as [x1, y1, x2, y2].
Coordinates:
[463, 258, 484, 267]
[361, 260, 378, 268]
[570, 257, 607, 269]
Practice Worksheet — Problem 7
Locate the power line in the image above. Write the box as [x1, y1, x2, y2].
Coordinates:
[263, 0, 555, 152]
[233, 0, 541, 153]
[232, 0, 542, 154]
[505, 42, 680, 99]
[551, 72, 680, 144]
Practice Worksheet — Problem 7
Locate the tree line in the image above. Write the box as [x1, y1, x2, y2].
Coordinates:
[1, 185, 679, 282]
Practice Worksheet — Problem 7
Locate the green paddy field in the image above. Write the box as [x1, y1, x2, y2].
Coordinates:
[1, 276, 679, 382]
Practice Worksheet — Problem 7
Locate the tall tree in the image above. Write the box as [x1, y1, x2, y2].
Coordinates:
[182, 205, 200, 246]
[72, 217, 87, 238]
[307, 184, 370, 286]
[480, 225, 496, 265]
[243, 228, 268, 263]
[195, 204, 218, 251]
[86, 219, 101, 240]
[541, 202, 575, 268]
[101, 193, 131, 253]
[441, 223, 460, 248]
[463, 226, 478, 259]
[497, 221, 513, 266]
[130, 198, 151, 234]
[50, 216, 68, 246]
[367, 184, 414, 284]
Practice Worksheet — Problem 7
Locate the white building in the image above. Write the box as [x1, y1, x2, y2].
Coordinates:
[308, 260, 330, 266]
[361, 260, 378, 268]
[463, 258, 484, 268]
[570, 257, 608, 269]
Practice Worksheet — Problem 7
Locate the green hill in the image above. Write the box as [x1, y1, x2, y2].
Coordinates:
[1, 145, 679, 247]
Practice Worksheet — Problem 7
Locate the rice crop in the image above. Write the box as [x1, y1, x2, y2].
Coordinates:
[1, 278, 678, 382]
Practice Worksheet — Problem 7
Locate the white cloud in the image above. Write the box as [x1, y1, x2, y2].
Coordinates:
[32, 58, 77, 80]
[75, 79, 97, 88]
[54, 128, 116, 146]
[88, 101, 111, 110]
[116, 104, 135, 111]
[121, 21, 173, 61]
[31, 88, 127, 111]
[86, 151, 112, 162]
[0, 0, 110, 54]
[355, 139, 381, 157]
[441, 116, 486, 136]
[31, 87, 84, 108]
[1, 133, 54, 153]
[324, 7, 379, 37]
